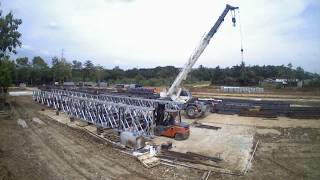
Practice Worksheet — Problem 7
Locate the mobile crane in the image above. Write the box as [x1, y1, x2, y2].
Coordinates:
[160, 4, 239, 119]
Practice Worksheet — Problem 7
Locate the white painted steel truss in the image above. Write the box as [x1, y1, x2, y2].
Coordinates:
[33, 90, 155, 136]
[49, 89, 184, 110]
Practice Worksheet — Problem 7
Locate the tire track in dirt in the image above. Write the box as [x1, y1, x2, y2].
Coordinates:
[34, 109, 150, 179]
[11, 101, 90, 179]
[6, 96, 203, 180]
[32, 123, 127, 179]
[11, 99, 150, 180]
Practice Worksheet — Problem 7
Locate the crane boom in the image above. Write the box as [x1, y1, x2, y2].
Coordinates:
[166, 4, 239, 100]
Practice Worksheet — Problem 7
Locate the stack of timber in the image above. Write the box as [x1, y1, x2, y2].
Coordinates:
[157, 150, 222, 168]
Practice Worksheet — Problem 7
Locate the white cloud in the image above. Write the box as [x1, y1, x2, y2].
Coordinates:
[21, 44, 33, 50]
[2, 0, 320, 72]
[48, 22, 58, 29]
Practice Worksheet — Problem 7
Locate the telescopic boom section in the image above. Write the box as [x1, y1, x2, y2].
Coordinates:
[167, 4, 239, 99]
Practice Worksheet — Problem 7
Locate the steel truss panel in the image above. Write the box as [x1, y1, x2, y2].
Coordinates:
[33, 90, 155, 136]
[49, 89, 184, 110]
[99, 94, 184, 110]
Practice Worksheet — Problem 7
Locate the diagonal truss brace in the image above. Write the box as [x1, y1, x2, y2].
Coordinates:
[49, 89, 184, 110]
[33, 90, 155, 136]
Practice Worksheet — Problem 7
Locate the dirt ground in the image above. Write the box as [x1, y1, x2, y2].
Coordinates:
[1, 95, 320, 180]
[0, 96, 200, 180]
[196, 114, 320, 180]
[153, 125, 255, 173]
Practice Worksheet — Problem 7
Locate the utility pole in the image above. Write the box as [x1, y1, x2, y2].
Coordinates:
[61, 48, 64, 59]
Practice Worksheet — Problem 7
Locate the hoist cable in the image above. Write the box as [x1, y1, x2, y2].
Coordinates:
[238, 9, 244, 62]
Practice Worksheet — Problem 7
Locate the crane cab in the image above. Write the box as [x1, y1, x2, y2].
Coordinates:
[160, 88, 192, 103]
[178, 89, 192, 103]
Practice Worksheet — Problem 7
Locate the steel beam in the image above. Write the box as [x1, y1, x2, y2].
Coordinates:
[48, 89, 184, 110]
[33, 90, 155, 136]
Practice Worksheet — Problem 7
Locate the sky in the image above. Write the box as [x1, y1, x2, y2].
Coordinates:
[2, 0, 320, 73]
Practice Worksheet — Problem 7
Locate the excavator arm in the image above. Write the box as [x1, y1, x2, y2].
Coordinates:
[166, 4, 239, 101]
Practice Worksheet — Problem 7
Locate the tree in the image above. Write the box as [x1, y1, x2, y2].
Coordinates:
[276, 65, 286, 78]
[83, 60, 94, 81]
[16, 57, 29, 66]
[295, 66, 305, 80]
[16, 57, 31, 84]
[51, 57, 72, 83]
[287, 62, 293, 79]
[109, 66, 125, 81]
[126, 68, 139, 78]
[31, 56, 50, 85]
[0, 9, 22, 57]
[94, 65, 104, 82]
[0, 57, 15, 92]
[211, 66, 223, 84]
[0, 7, 22, 97]
[72, 60, 82, 70]
[32, 56, 47, 68]
[239, 61, 248, 86]
[71, 60, 83, 82]
[134, 74, 145, 85]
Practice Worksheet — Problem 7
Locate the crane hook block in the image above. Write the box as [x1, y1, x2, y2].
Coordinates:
[232, 17, 236, 27]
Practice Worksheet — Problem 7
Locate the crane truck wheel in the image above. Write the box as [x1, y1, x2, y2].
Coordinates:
[186, 106, 197, 119]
